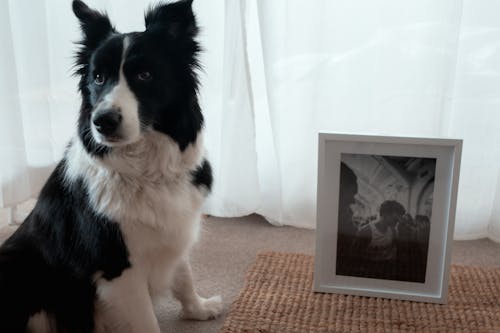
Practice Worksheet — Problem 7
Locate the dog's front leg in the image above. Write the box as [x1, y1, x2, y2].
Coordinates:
[171, 259, 223, 320]
[96, 269, 161, 333]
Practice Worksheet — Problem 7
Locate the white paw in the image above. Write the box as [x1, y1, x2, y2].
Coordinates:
[182, 295, 223, 321]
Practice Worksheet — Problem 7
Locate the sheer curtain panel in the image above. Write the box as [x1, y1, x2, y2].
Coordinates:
[1, 0, 499, 241]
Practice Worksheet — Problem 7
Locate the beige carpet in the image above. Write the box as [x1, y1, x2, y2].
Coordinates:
[1, 215, 500, 333]
[220, 252, 500, 333]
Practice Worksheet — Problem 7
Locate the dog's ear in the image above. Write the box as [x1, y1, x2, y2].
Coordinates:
[145, 0, 198, 38]
[73, 0, 113, 46]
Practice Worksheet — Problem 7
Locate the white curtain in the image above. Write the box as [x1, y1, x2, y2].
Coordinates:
[1, 0, 499, 242]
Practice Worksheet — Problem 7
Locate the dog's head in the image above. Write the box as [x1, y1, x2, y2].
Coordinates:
[73, 0, 202, 156]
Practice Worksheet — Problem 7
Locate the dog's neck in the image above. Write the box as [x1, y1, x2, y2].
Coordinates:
[65, 130, 204, 184]
[63, 130, 205, 225]
[98, 130, 203, 177]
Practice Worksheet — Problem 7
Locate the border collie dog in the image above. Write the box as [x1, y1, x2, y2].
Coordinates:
[0, 0, 222, 332]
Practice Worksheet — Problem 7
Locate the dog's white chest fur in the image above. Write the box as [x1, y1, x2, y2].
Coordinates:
[65, 131, 205, 290]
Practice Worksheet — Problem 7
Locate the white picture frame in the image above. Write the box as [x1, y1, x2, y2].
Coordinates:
[314, 133, 462, 304]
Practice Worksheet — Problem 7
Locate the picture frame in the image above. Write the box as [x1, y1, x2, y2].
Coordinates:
[313, 133, 462, 304]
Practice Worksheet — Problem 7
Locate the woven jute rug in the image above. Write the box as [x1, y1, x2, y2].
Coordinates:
[220, 252, 500, 333]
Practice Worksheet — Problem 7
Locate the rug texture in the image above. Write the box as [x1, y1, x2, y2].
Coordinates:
[220, 252, 500, 333]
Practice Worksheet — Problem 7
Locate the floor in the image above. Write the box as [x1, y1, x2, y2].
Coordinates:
[1, 214, 499, 333]
[155, 215, 500, 333]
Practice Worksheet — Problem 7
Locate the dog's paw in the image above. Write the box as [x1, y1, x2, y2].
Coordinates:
[182, 295, 223, 321]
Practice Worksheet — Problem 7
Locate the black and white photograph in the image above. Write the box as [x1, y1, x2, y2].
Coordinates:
[336, 154, 436, 283]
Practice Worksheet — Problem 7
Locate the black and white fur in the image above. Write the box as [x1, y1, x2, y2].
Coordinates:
[0, 1, 222, 332]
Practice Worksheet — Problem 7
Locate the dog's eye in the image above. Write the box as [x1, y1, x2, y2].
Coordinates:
[137, 71, 152, 82]
[94, 74, 105, 85]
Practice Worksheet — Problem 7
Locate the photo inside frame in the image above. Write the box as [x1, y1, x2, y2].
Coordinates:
[336, 153, 436, 283]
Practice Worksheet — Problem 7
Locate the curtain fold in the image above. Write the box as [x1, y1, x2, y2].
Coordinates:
[0, 0, 31, 209]
[203, 0, 261, 217]
[0, 0, 499, 241]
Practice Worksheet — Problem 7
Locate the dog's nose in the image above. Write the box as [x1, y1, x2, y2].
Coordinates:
[93, 109, 122, 136]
